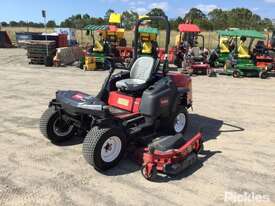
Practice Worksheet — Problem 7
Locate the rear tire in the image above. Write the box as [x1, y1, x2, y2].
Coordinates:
[82, 126, 126, 171]
[232, 70, 241, 78]
[166, 107, 188, 134]
[44, 56, 53, 67]
[40, 107, 76, 143]
[259, 71, 268, 79]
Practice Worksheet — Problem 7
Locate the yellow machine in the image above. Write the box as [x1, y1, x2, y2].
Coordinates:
[83, 56, 96, 71]
[109, 13, 121, 24]
[101, 13, 126, 45]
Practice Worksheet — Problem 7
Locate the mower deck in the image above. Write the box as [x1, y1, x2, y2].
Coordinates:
[139, 132, 203, 181]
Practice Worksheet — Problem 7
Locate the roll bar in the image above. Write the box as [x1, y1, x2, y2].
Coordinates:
[197, 34, 205, 49]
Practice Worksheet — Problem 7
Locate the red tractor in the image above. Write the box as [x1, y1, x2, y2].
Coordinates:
[252, 30, 275, 73]
[253, 40, 274, 70]
[174, 23, 211, 75]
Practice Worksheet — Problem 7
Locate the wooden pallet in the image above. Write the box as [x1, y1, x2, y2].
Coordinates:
[26, 40, 56, 46]
[26, 40, 57, 65]
[27, 51, 56, 57]
[29, 60, 45, 65]
[27, 46, 56, 51]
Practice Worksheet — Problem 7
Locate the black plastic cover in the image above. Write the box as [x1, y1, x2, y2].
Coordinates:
[149, 134, 186, 152]
[139, 77, 177, 117]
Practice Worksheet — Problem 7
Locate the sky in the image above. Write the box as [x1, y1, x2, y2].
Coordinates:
[0, 0, 275, 24]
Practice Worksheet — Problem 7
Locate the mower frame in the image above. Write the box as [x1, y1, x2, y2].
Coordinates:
[40, 16, 193, 172]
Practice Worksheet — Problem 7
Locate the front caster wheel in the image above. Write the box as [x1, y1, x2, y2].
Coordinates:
[40, 107, 76, 143]
[141, 164, 157, 181]
[83, 126, 126, 171]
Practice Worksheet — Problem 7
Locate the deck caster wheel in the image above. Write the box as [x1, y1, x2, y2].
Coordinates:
[83, 126, 126, 171]
[141, 164, 157, 181]
[198, 142, 204, 154]
[40, 107, 76, 143]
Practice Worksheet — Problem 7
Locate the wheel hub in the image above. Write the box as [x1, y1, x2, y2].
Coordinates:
[104, 143, 112, 152]
[174, 113, 186, 133]
[101, 136, 122, 163]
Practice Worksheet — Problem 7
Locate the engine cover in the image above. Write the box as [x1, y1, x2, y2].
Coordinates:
[139, 77, 177, 117]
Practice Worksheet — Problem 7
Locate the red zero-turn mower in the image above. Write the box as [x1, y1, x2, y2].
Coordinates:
[40, 16, 202, 179]
[174, 24, 211, 75]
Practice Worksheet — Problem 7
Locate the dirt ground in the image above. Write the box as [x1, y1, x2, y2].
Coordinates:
[0, 48, 275, 206]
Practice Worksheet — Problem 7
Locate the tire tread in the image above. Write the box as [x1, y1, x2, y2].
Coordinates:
[39, 107, 56, 140]
[83, 126, 125, 171]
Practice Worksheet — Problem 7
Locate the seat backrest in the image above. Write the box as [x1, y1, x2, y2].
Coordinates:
[220, 38, 230, 53]
[238, 41, 250, 58]
[130, 56, 155, 82]
[93, 40, 103, 52]
[142, 42, 152, 54]
[191, 47, 201, 57]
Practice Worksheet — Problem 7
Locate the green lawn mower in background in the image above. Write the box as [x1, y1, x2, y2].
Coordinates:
[131, 15, 160, 59]
[82, 13, 127, 70]
[136, 26, 159, 58]
[219, 29, 269, 79]
[208, 29, 237, 68]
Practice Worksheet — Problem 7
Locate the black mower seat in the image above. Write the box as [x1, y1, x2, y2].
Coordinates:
[149, 134, 186, 152]
[116, 56, 155, 92]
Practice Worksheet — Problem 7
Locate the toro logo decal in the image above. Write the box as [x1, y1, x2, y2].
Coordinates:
[160, 97, 169, 107]
[72, 93, 86, 101]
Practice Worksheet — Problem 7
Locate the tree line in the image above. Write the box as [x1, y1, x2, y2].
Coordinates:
[1, 7, 274, 31]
